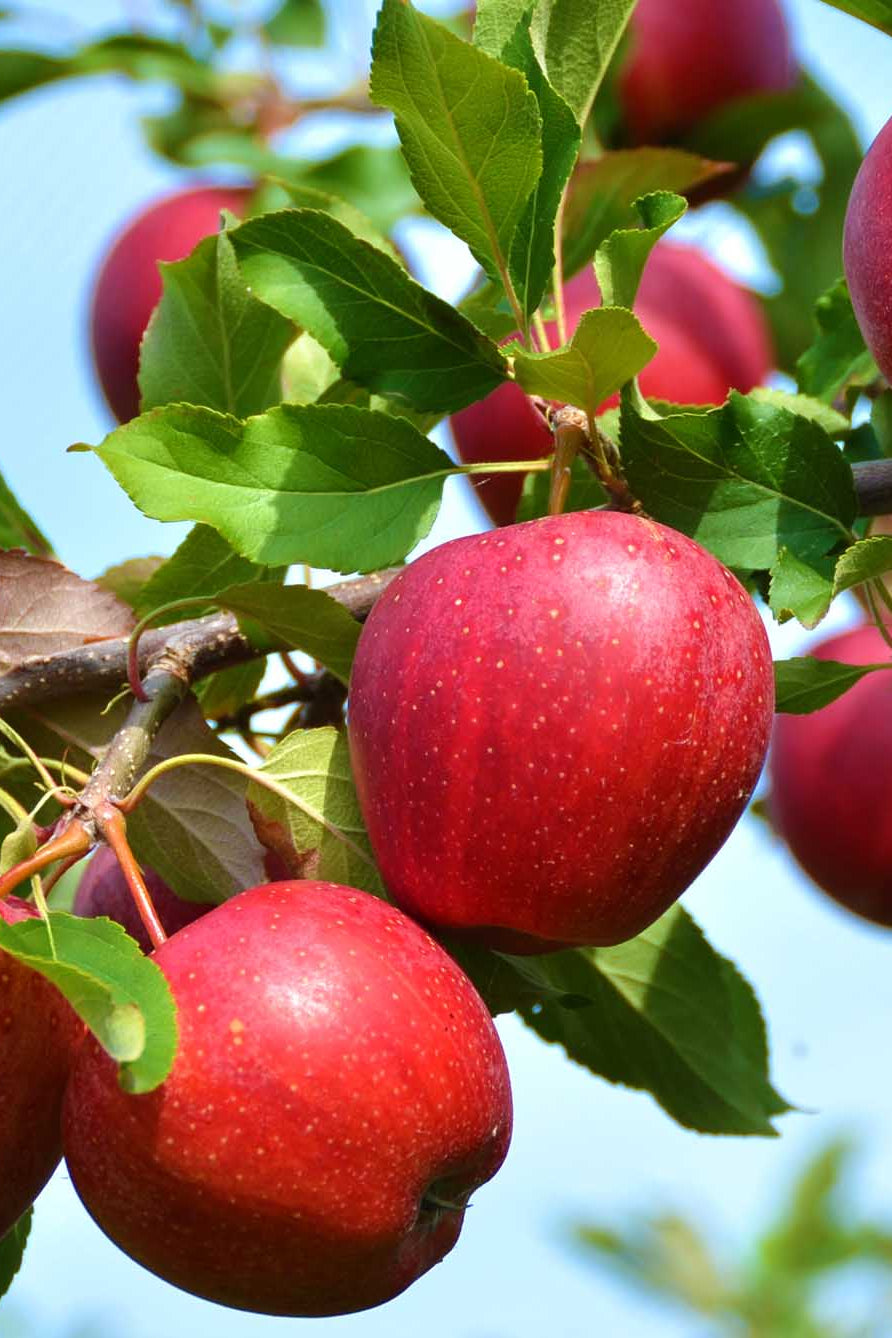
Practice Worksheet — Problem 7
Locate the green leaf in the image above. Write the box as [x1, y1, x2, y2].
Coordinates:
[94, 556, 165, 610]
[774, 656, 888, 713]
[0, 468, 53, 556]
[768, 549, 835, 628]
[620, 390, 857, 571]
[748, 388, 850, 439]
[816, 0, 892, 33]
[796, 280, 878, 405]
[833, 534, 892, 595]
[529, 0, 637, 126]
[216, 582, 362, 685]
[293, 146, 420, 233]
[92, 402, 455, 573]
[246, 727, 385, 896]
[264, 0, 326, 46]
[258, 180, 401, 260]
[134, 524, 281, 623]
[282, 332, 340, 405]
[0, 1210, 31, 1303]
[516, 905, 789, 1135]
[476, 5, 581, 320]
[0, 913, 177, 1094]
[139, 230, 295, 418]
[514, 307, 657, 416]
[231, 209, 507, 413]
[562, 148, 734, 282]
[0, 50, 70, 101]
[370, 0, 542, 287]
[595, 190, 687, 309]
[195, 661, 266, 721]
[871, 392, 892, 457]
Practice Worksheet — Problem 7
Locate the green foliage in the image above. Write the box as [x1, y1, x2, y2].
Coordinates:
[595, 190, 687, 308]
[0, 468, 52, 556]
[513, 308, 657, 416]
[0, 1213, 31, 1303]
[817, 0, 892, 33]
[134, 525, 282, 624]
[0, 913, 177, 1093]
[796, 280, 879, 404]
[216, 583, 362, 686]
[774, 656, 888, 713]
[511, 906, 789, 1135]
[576, 1138, 892, 1337]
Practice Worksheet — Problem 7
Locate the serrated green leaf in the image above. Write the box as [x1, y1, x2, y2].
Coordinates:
[281, 331, 340, 405]
[817, 0, 892, 33]
[139, 229, 294, 418]
[0, 1210, 31, 1303]
[529, 0, 637, 126]
[795, 280, 878, 405]
[195, 660, 266, 721]
[833, 534, 892, 596]
[514, 307, 657, 416]
[0, 912, 177, 1093]
[595, 191, 686, 310]
[134, 524, 282, 624]
[0, 468, 53, 556]
[516, 905, 789, 1135]
[371, 0, 542, 287]
[774, 656, 888, 713]
[562, 148, 734, 283]
[620, 389, 857, 570]
[246, 728, 385, 895]
[264, 0, 325, 46]
[476, 7, 581, 320]
[768, 549, 835, 627]
[231, 209, 507, 413]
[217, 583, 362, 685]
[92, 403, 454, 573]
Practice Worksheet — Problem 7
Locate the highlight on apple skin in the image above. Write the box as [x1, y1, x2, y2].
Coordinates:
[617, 0, 796, 146]
[349, 511, 775, 953]
[90, 184, 248, 423]
[0, 896, 83, 1238]
[63, 881, 513, 1317]
[844, 114, 892, 384]
[73, 846, 211, 953]
[769, 623, 892, 929]
[449, 242, 773, 527]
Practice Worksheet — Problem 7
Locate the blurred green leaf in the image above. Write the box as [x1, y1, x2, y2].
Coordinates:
[796, 280, 878, 404]
[0, 1211, 31, 1303]
[264, 0, 326, 47]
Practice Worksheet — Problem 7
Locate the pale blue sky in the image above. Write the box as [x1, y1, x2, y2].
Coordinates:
[2, 3, 892, 1336]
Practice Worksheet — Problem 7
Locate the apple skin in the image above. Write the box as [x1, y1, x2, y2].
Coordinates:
[617, 0, 795, 145]
[0, 896, 83, 1237]
[73, 847, 210, 953]
[844, 115, 892, 384]
[348, 511, 774, 952]
[90, 185, 248, 424]
[450, 244, 771, 527]
[769, 624, 892, 928]
[62, 881, 512, 1316]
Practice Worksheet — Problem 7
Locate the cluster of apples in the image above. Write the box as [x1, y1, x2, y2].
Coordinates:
[0, 0, 813, 1316]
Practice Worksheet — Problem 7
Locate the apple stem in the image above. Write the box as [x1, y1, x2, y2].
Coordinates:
[0, 820, 92, 902]
[97, 804, 167, 950]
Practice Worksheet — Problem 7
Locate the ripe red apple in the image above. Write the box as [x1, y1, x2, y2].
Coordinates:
[0, 896, 83, 1237]
[617, 0, 795, 145]
[63, 881, 512, 1316]
[72, 847, 210, 953]
[348, 511, 774, 951]
[844, 115, 892, 384]
[90, 184, 248, 423]
[451, 244, 772, 526]
[769, 623, 892, 928]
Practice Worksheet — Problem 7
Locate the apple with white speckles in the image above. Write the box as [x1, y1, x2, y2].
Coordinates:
[348, 511, 774, 951]
[62, 881, 512, 1316]
[0, 896, 83, 1237]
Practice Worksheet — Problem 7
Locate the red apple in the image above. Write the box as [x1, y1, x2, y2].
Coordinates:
[348, 511, 774, 951]
[0, 896, 83, 1237]
[844, 115, 892, 384]
[90, 185, 248, 423]
[63, 881, 512, 1316]
[72, 847, 210, 953]
[451, 245, 771, 526]
[618, 0, 795, 145]
[769, 623, 892, 928]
